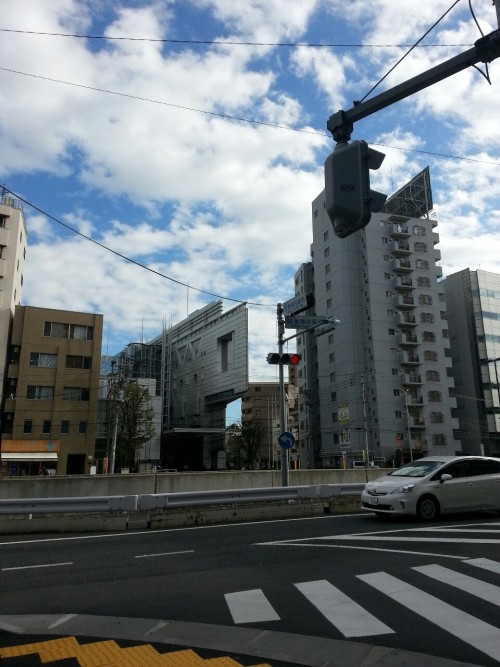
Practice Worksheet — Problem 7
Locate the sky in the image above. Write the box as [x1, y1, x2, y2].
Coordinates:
[1, 0, 500, 404]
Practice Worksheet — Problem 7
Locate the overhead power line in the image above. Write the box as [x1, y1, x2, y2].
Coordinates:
[0, 66, 499, 167]
[0, 185, 273, 309]
[0, 27, 473, 49]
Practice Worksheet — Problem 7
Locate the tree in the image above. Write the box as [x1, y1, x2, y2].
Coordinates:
[114, 381, 156, 470]
[225, 420, 264, 469]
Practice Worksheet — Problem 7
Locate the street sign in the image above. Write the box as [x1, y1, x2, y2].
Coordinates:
[285, 315, 328, 329]
[278, 431, 295, 449]
[283, 294, 308, 317]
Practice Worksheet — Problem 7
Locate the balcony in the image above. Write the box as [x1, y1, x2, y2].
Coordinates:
[397, 313, 417, 327]
[400, 352, 420, 365]
[434, 249, 441, 262]
[389, 222, 410, 238]
[390, 240, 411, 255]
[392, 258, 412, 272]
[395, 294, 415, 309]
[410, 416, 426, 428]
[407, 394, 424, 406]
[397, 331, 418, 346]
[402, 373, 422, 386]
[394, 276, 413, 291]
[435, 265, 443, 278]
[432, 231, 439, 245]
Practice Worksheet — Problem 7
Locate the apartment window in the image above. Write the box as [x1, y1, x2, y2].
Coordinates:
[430, 412, 444, 423]
[382, 237, 388, 244]
[422, 331, 436, 342]
[384, 272, 391, 280]
[23, 419, 32, 434]
[323, 230, 328, 241]
[325, 264, 330, 274]
[66, 355, 92, 369]
[420, 312, 434, 323]
[417, 276, 431, 287]
[387, 309, 394, 317]
[44, 321, 94, 340]
[426, 370, 440, 382]
[415, 259, 429, 269]
[395, 410, 402, 418]
[419, 294, 432, 305]
[413, 225, 426, 236]
[30, 352, 58, 368]
[393, 389, 400, 396]
[26, 385, 54, 400]
[392, 368, 399, 375]
[61, 420, 69, 434]
[329, 353, 335, 362]
[385, 290, 393, 298]
[324, 247, 330, 257]
[0, 215, 7, 228]
[428, 391, 442, 402]
[327, 298, 332, 308]
[330, 372, 336, 382]
[414, 242, 428, 252]
[79, 421, 88, 434]
[42, 420, 51, 434]
[424, 350, 438, 362]
[383, 254, 390, 261]
[326, 281, 331, 291]
[63, 387, 90, 401]
[432, 434, 447, 446]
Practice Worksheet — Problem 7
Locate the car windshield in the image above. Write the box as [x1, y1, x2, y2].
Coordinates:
[389, 460, 446, 477]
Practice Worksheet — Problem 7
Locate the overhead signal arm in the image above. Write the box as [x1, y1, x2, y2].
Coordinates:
[327, 27, 500, 144]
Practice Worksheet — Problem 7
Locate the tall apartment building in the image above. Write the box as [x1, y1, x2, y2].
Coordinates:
[443, 269, 500, 456]
[0, 195, 27, 408]
[1, 306, 103, 476]
[296, 169, 461, 468]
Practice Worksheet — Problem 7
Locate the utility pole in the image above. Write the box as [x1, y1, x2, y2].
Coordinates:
[277, 303, 289, 486]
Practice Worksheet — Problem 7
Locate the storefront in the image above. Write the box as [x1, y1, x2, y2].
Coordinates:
[0, 440, 59, 476]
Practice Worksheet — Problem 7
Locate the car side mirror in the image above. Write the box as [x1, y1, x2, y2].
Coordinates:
[440, 473, 453, 483]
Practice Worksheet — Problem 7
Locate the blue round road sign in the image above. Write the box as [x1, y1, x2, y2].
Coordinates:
[278, 431, 295, 449]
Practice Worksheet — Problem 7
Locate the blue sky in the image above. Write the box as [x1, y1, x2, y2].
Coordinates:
[1, 0, 499, 395]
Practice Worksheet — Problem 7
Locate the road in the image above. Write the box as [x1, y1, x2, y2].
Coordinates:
[1, 511, 500, 666]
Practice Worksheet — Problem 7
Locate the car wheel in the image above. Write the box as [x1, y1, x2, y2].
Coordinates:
[416, 495, 439, 522]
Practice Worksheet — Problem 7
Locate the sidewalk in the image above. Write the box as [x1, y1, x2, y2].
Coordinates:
[0, 614, 484, 667]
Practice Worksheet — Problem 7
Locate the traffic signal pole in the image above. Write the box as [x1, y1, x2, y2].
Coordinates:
[277, 303, 289, 486]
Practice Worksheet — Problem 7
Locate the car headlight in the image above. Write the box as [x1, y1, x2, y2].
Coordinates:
[389, 483, 415, 494]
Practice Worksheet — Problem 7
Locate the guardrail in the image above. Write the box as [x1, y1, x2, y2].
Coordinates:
[0, 483, 366, 516]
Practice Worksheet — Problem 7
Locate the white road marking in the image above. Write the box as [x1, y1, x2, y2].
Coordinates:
[225, 589, 280, 624]
[358, 571, 500, 662]
[48, 614, 77, 629]
[466, 558, 500, 575]
[294, 579, 394, 638]
[1, 562, 73, 571]
[324, 535, 500, 544]
[259, 541, 465, 559]
[134, 550, 194, 559]
[414, 563, 500, 606]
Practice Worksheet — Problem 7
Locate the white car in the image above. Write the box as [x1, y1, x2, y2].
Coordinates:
[361, 455, 500, 521]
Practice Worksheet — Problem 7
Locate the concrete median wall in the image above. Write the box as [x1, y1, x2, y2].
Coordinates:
[0, 468, 386, 499]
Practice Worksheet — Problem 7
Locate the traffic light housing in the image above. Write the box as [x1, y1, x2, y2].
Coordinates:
[267, 352, 301, 365]
[324, 140, 387, 238]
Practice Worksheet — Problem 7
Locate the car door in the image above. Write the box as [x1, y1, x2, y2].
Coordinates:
[466, 458, 500, 510]
[436, 460, 478, 512]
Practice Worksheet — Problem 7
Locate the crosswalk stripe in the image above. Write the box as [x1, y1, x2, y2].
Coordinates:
[413, 564, 500, 606]
[358, 571, 500, 662]
[466, 557, 500, 575]
[294, 579, 394, 638]
[224, 589, 280, 624]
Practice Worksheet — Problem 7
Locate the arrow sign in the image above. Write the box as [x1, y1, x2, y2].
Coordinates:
[285, 315, 328, 329]
[278, 431, 295, 449]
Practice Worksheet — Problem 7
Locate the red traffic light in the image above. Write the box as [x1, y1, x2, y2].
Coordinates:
[267, 352, 301, 365]
[288, 353, 301, 365]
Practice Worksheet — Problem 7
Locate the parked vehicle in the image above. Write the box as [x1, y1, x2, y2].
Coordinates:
[361, 455, 500, 521]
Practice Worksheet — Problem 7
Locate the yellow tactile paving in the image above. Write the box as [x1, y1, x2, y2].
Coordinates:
[0, 636, 273, 667]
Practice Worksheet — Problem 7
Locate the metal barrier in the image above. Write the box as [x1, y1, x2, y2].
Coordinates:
[0, 484, 365, 516]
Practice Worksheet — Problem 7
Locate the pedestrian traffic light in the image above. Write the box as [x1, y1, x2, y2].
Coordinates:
[267, 352, 301, 365]
[324, 140, 387, 238]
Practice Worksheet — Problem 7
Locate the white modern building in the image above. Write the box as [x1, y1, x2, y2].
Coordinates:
[0, 194, 27, 408]
[443, 269, 500, 456]
[295, 168, 461, 468]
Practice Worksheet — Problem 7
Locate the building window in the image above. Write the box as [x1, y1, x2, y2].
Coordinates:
[426, 370, 440, 382]
[413, 225, 426, 236]
[23, 419, 32, 434]
[42, 420, 51, 434]
[30, 352, 58, 368]
[79, 421, 88, 434]
[383, 254, 390, 261]
[424, 350, 438, 361]
[417, 276, 431, 287]
[428, 391, 442, 402]
[327, 298, 332, 308]
[414, 242, 428, 252]
[63, 387, 90, 401]
[395, 410, 402, 418]
[392, 368, 399, 375]
[66, 355, 92, 369]
[430, 412, 444, 423]
[324, 247, 330, 257]
[415, 259, 429, 269]
[323, 230, 329, 240]
[26, 385, 54, 400]
[325, 264, 330, 274]
[393, 389, 400, 396]
[420, 313, 434, 323]
[422, 331, 436, 342]
[419, 294, 432, 305]
[44, 321, 94, 340]
[388, 328, 395, 335]
[326, 281, 331, 291]
[384, 272, 391, 280]
[61, 420, 69, 434]
[432, 434, 447, 446]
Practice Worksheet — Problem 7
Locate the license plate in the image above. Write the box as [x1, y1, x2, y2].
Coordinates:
[369, 497, 378, 506]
